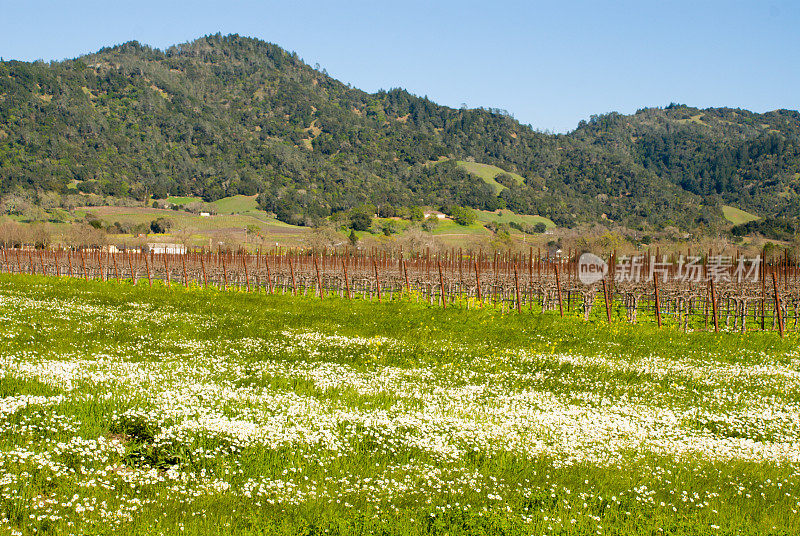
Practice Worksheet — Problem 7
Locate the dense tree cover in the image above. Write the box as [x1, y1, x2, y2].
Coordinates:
[571, 105, 800, 218]
[1, 35, 798, 231]
[731, 217, 798, 242]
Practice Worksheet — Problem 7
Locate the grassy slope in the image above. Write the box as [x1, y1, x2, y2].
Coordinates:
[722, 205, 759, 225]
[475, 209, 555, 229]
[162, 195, 260, 213]
[211, 195, 259, 214]
[431, 219, 488, 236]
[82, 207, 293, 231]
[79, 206, 307, 246]
[80, 201, 555, 247]
[165, 196, 202, 206]
[454, 161, 526, 194]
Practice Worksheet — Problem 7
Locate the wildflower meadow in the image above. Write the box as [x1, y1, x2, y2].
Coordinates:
[0, 274, 798, 535]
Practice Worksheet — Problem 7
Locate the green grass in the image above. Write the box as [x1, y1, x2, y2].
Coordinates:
[0, 274, 798, 535]
[211, 195, 259, 214]
[676, 113, 707, 126]
[453, 161, 527, 193]
[165, 196, 202, 206]
[722, 205, 759, 225]
[79, 206, 307, 246]
[475, 209, 556, 229]
[430, 218, 488, 236]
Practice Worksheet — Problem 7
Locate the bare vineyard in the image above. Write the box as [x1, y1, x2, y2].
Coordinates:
[2, 247, 799, 335]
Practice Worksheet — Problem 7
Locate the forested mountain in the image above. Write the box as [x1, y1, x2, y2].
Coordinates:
[1, 34, 798, 231]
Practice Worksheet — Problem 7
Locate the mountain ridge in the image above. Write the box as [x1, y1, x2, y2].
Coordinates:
[1, 33, 798, 232]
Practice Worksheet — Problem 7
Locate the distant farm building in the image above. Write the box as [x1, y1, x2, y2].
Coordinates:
[424, 210, 447, 220]
[147, 243, 186, 254]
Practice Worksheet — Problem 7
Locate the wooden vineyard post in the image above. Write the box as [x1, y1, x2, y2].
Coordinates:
[602, 278, 611, 323]
[112, 253, 120, 283]
[200, 254, 208, 288]
[243, 254, 250, 292]
[492, 251, 499, 306]
[182, 254, 188, 287]
[474, 260, 482, 308]
[314, 256, 323, 299]
[373, 257, 382, 303]
[773, 272, 784, 338]
[343, 258, 351, 300]
[528, 248, 534, 311]
[163, 254, 170, 288]
[80, 251, 88, 281]
[144, 253, 152, 287]
[710, 278, 719, 333]
[555, 263, 564, 318]
[265, 255, 272, 294]
[513, 265, 521, 313]
[654, 269, 662, 328]
[402, 259, 410, 296]
[255, 249, 260, 292]
[127, 251, 135, 285]
[438, 261, 446, 309]
[289, 256, 297, 296]
[222, 253, 229, 289]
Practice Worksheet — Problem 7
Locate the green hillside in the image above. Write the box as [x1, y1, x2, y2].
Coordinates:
[475, 210, 555, 229]
[165, 196, 201, 206]
[1, 34, 799, 233]
[212, 195, 259, 214]
[454, 161, 527, 193]
[722, 205, 759, 225]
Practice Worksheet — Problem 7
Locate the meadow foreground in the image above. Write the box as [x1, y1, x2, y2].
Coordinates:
[0, 275, 798, 535]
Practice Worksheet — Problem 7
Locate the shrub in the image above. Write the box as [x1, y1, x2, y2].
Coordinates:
[349, 210, 372, 232]
[150, 217, 173, 234]
[450, 206, 476, 226]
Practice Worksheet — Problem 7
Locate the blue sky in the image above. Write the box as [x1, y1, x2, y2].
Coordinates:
[1, 0, 798, 132]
